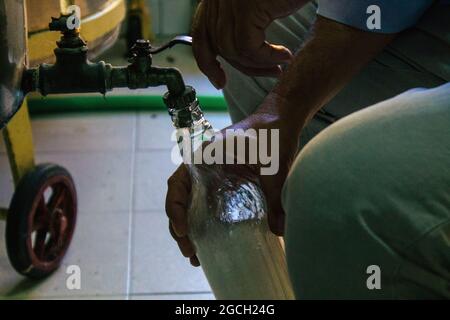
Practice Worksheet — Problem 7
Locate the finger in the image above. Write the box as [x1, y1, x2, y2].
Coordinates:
[190, 256, 201, 267]
[215, 0, 279, 70]
[235, 34, 294, 66]
[215, 0, 231, 55]
[192, 1, 226, 89]
[216, 32, 279, 70]
[233, 2, 293, 65]
[260, 176, 286, 236]
[169, 223, 196, 258]
[232, 54, 289, 69]
[166, 165, 191, 237]
[266, 198, 286, 236]
[227, 59, 283, 78]
[253, 42, 294, 65]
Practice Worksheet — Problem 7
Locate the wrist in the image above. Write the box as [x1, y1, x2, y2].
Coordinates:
[254, 91, 306, 136]
[251, 93, 304, 164]
[223, 92, 302, 174]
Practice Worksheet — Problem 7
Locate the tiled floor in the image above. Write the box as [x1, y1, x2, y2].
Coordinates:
[0, 110, 231, 300]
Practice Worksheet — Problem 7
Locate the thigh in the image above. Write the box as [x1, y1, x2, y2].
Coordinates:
[322, 51, 446, 119]
[282, 83, 450, 299]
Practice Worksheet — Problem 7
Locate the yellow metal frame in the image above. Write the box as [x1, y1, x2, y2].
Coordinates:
[2, 99, 35, 186]
[28, 0, 126, 63]
[0, 0, 148, 221]
[0, 99, 35, 220]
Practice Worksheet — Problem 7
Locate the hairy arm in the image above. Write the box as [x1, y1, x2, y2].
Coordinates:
[254, 16, 396, 143]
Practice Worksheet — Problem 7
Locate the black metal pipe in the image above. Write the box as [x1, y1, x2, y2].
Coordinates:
[21, 15, 191, 113]
[109, 65, 186, 98]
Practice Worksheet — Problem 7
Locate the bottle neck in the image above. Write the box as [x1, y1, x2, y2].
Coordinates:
[169, 98, 205, 129]
[172, 99, 215, 166]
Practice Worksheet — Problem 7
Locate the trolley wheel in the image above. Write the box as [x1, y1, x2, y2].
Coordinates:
[6, 164, 77, 279]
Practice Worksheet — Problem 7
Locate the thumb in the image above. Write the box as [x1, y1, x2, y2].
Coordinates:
[260, 42, 294, 65]
[192, 2, 226, 89]
[260, 175, 286, 236]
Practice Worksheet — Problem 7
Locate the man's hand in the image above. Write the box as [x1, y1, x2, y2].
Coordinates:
[166, 94, 298, 266]
[192, 0, 308, 89]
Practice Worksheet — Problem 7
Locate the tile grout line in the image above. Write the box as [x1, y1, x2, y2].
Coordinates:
[130, 291, 213, 297]
[125, 112, 139, 300]
[23, 291, 214, 300]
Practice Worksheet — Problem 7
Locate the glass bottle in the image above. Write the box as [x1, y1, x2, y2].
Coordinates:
[168, 88, 294, 300]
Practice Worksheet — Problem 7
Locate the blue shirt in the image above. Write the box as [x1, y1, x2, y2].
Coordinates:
[317, 0, 436, 33]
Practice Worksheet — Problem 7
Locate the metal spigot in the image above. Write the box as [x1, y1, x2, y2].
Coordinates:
[49, 15, 74, 33]
[22, 26, 197, 116]
[130, 39, 153, 57]
[128, 36, 194, 66]
[128, 39, 153, 75]
[126, 36, 200, 126]
[48, 14, 85, 49]
[164, 86, 201, 128]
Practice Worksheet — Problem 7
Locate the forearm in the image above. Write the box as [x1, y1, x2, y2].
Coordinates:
[265, 16, 395, 141]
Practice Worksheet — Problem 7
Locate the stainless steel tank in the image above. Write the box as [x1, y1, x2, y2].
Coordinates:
[0, 0, 27, 129]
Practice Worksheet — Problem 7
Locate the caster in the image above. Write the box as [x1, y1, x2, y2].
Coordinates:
[6, 164, 77, 279]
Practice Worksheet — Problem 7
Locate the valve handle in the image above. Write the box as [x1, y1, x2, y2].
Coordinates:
[49, 11, 81, 34]
[130, 36, 193, 58]
[148, 35, 192, 54]
[49, 15, 72, 33]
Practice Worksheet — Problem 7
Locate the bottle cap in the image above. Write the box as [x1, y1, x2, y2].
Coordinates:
[163, 86, 196, 109]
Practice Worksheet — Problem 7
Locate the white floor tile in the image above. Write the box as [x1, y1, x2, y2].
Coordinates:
[33, 294, 127, 300]
[36, 152, 133, 214]
[137, 112, 177, 151]
[133, 151, 178, 211]
[130, 212, 211, 294]
[30, 113, 136, 153]
[131, 293, 215, 300]
[0, 211, 130, 299]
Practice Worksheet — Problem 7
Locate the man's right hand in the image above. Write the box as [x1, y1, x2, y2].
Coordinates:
[191, 0, 308, 89]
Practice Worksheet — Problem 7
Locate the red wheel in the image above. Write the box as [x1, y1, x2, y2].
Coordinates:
[6, 164, 77, 279]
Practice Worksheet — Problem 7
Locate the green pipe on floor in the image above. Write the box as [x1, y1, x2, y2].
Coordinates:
[27, 94, 228, 114]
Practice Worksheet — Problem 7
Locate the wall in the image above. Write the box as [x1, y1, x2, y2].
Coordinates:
[147, 0, 196, 36]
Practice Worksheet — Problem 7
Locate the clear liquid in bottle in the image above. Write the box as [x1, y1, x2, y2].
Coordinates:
[174, 100, 294, 300]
